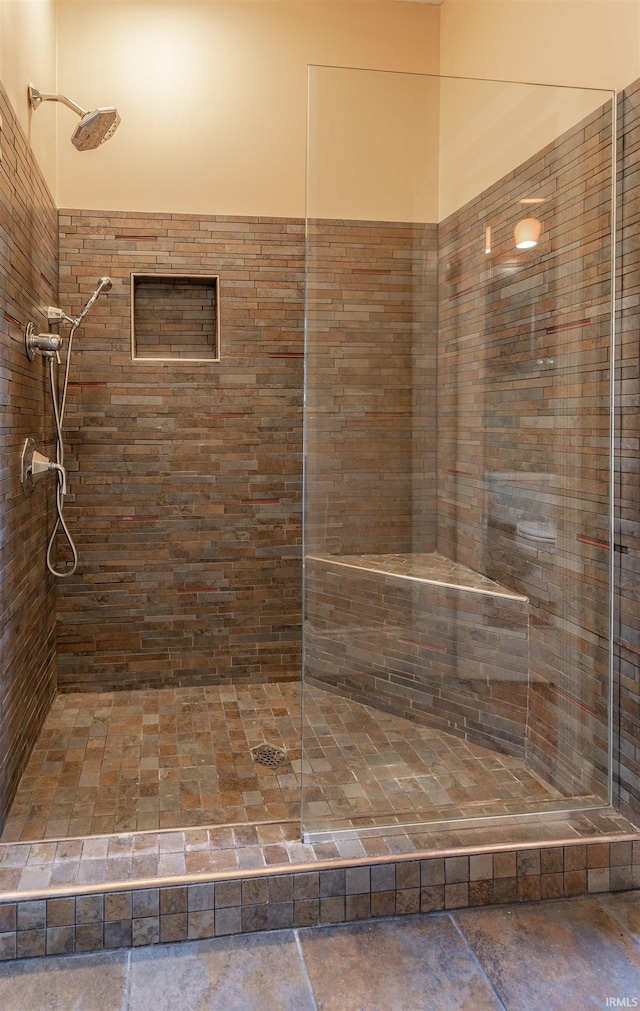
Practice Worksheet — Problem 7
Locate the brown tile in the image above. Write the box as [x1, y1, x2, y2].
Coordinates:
[215, 906, 241, 936]
[299, 915, 503, 1010]
[294, 873, 319, 901]
[104, 920, 132, 949]
[370, 864, 396, 892]
[0, 934, 16, 961]
[371, 891, 395, 917]
[421, 859, 445, 887]
[494, 852, 517, 879]
[320, 896, 345, 924]
[46, 925, 75, 955]
[469, 855, 493, 882]
[132, 889, 160, 918]
[267, 875, 293, 903]
[540, 848, 564, 875]
[17, 929, 46, 958]
[493, 878, 518, 904]
[421, 886, 445, 912]
[588, 868, 611, 893]
[215, 881, 242, 908]
[469, 880, 494, 906]
[132, 917, 160, 947]
[320, 869, 346, 898]
[516, 850, 541, 877]
[76, 894, 104, 924]
[445, 883, 469, 909]
[105, 893, 131, 922]
[160, 913, 187, 943]
[294, 899, 320, 927]
[187, 884, 215, 912]
[587, 844, 611, 869]
[445, 856, 469, 884]
[127, 930, 314, 1009]
[564, 845, 587, 872]
[454, 898, 640, 1008]
[540, 873, 564, 900]
[242, 879, 268, 905]
[267, 901, 294, 930]
[565, 870, 588, 897]
[75, 923, 104, 952]
[517, 876, 541, 902]
[0, 906, 16, 933]
[187, 910, 215, 940]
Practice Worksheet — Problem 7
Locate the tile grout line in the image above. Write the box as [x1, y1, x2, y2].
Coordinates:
[447, 911, 508, 1011]
[294, 928, 320, 1011]
[123, 947, 132, 1011]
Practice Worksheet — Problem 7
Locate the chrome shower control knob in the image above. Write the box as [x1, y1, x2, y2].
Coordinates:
[25, 323, 63, 360]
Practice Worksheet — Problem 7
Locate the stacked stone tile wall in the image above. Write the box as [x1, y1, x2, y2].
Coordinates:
[0, 84, 58, 829]
[304, 219, 438, 556]
[437, 101, 614, 798]
[615, 79, 640, 821]
[305, 555, 530, 758]
[56, 212, 305, 691]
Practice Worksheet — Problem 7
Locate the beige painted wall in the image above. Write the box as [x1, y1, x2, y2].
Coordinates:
[4, 1, 639, 220]
[0, 0, 57, 193]
[54, 1, 440, 219]
[440, 0, 640, 92]
[308, 65, 440, 222]
[438, 0, 640, 217]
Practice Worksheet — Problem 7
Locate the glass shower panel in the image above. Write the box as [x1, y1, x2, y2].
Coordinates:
[302, 67, 615, 838]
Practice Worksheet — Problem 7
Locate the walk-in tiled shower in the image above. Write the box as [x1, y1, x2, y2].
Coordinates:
[1, 59, 639, 960]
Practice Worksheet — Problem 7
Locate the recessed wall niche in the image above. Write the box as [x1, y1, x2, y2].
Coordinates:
[131, 273, 220, 361]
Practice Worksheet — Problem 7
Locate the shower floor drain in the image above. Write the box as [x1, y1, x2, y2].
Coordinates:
[251, 742, 288, 769]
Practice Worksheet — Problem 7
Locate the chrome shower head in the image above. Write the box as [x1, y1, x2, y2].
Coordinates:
[71, 108, 120, 151]
[28, 84, 121, 151]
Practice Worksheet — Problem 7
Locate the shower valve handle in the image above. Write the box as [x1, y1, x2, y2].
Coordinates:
[30, 451, 67, 496]
[21, 439, 67, 497]
[25, 323, 63, 361]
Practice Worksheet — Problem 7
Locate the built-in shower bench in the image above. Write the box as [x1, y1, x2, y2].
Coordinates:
[304, 551, 530, 758]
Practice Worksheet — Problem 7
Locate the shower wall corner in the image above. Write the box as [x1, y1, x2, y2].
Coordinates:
[0, 81, 58, 832]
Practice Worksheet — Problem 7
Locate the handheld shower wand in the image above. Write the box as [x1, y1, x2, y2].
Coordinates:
[43, 278, 113, 577]
[47, 277, 113, 328]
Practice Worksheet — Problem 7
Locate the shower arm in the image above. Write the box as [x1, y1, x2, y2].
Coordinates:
[28, 85, 86, 118]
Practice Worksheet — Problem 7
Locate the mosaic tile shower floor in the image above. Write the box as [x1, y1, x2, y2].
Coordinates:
[1, 684, 580, 844]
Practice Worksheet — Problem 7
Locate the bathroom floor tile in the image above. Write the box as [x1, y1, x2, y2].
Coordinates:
[127, 930, 314, 1011]
[297, 913, 504, 1010]
[452, 897, 640, 1010]
[2, 683, 567, 843]
[594, 891, 640, 948]
[0, 950, 128, 1011]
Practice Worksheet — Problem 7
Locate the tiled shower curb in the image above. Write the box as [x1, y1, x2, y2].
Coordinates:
[0, 833, 638, 960]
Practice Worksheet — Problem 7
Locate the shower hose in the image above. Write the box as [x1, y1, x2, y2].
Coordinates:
[46, 319, 80, 577]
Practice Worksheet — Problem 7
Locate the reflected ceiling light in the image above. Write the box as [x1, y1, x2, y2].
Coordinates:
[514, 217, 542, 250]
[484, 226, 491, 255]
[519, 197, 545, 206]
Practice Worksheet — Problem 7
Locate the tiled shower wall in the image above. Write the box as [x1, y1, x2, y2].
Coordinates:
[0, 84, 58, 825]
[437, 100, 614, 798]
[56, 212, 304, 691]
[305, 219, 438, 557]
[615, 78, 640, 820]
